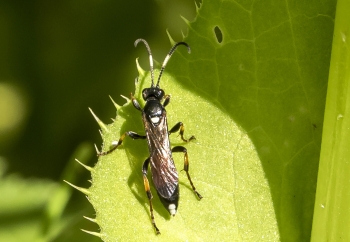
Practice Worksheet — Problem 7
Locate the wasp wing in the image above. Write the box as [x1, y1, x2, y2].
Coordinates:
[143, 112, 179, 199]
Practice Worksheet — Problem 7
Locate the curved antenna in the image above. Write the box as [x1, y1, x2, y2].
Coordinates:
[156, 42, 191, 88]
[134, 39, 155, 87]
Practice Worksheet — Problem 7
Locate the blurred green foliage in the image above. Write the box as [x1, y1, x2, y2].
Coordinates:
[0, 0, 196, 178]
[0, 0, 197, 241]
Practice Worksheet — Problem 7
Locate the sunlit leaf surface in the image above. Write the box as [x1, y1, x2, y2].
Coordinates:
[90, 70, 277, 241]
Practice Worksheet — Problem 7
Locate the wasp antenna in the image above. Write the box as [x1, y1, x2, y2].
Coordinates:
[135, 39, 155, 87]
[156, 42, 191, 87]
[81, 229, 102, 238]
[64, 180, 91, 195]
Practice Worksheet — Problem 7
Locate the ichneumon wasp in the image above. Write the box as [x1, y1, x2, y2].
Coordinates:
[96, 39, 202, 234]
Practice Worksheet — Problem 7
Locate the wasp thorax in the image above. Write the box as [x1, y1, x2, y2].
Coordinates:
[142, 87, 165, 101]
[144, 100, 164, 124]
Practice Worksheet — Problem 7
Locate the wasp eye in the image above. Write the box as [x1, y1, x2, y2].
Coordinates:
[157, 89, 165, 100]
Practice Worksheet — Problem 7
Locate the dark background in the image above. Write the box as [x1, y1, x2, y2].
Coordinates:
[0, 0, 198, 179]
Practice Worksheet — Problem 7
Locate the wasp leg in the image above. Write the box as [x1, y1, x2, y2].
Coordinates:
[131, 93, 143, 112]
[97, 131, 146, 156]
[163, 94, 170, 107]
[142, 157, 161, 234]
[169, 122, 195, 142]
[172, 146, 202, 199]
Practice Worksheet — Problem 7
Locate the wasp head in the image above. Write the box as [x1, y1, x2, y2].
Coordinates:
[142, 87, 164, 101]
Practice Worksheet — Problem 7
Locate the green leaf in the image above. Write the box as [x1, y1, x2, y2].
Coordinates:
[168, 0, 335, 241]
[89, 67, 277, 240]
[83, 0, 337, 241]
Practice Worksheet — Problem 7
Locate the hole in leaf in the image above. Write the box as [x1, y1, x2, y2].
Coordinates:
[214, 26, 223, 43]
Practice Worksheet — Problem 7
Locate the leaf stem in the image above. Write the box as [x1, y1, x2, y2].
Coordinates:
[311, 0, 350, 240]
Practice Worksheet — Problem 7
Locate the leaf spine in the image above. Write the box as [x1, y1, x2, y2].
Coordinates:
[166, 29, 176, 46]
[180, 15, 191, 26]
[63, 180, 90, 195]
[135, 58, 145, 77]
[83, 216, 97, 223]
[109, 95, 121, 109]
[88, 108, 109, 133]
[120, 95, 130, 102]
[81, 229, 102, 238]
[75, 158, 93, 172]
